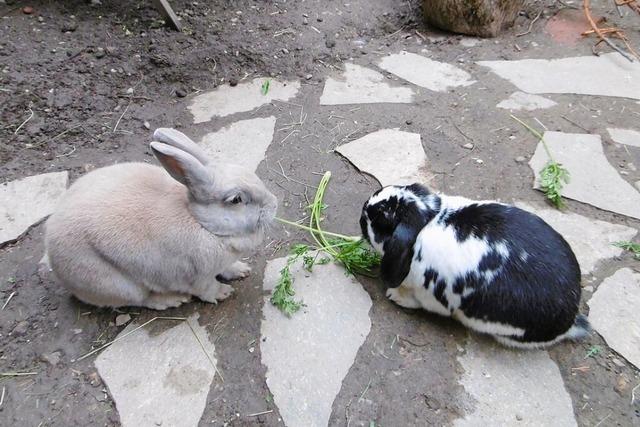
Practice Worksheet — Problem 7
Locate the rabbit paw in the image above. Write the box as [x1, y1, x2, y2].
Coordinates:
[143, 292, 192, 310]
[197, 283, 234, 304]
[386, 287, 421, 309]
[218, 261, 252, 281]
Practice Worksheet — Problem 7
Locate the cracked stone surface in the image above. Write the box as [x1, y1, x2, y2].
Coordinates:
[529, 131, 640, 219]
[379, 51, 475, 92]
[319, 63, 414, 105]
[199, 116, 276, 171]
[336, 129, 429, 186]
[588, 268, 640, 369]
[516, 202, 637, 274]
[607, 127, 640, 148]
[455, 336, 577, 427]
[0, 171, 68, 244]
[261, 256, 372, 427]
[497, 91, 557, 111]
[95, 314, 217, 427]
[188, 78, 300, 123]
[478, 53, 640, 99]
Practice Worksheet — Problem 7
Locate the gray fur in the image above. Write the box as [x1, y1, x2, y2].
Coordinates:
[44, 129, 277, 309]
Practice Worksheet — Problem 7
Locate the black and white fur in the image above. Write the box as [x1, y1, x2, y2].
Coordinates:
[360, 184, 590, 348]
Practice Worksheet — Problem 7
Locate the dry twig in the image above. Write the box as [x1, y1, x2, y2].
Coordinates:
[583, 0, 637, 61]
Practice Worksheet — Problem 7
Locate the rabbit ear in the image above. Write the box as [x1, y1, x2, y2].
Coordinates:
[153, 128, 210, 166]
[381, 222, 417, 288]
[150, 142, 213, 201]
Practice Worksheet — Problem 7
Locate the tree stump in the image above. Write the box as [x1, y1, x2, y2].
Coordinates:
[422, 0, 526, 37]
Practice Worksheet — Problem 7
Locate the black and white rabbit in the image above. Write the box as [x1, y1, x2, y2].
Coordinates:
[360, 184, 590, 348]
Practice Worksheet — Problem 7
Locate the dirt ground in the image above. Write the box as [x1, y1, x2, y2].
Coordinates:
[1, 0, 640, 426]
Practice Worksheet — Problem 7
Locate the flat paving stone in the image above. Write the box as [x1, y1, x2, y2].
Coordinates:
[529, 131, 640, 220]
[261, 256, 372, 427]
[478, 53, 640, 100]
[95, 315, 217, 427]
[319, 63, 414, 105]
[455, 336, 577, 426]
[607, 127, 640, 148]
[0, 171, 68, 244]
[336, 129, 429, 186]
[516, 202, 637, 274]
[199, 116, 276, 171]
[379, 51, 475, 92]
[588, 268, 640, 369]
[497, 91, 557, 111]
[188, 79, 300, 123]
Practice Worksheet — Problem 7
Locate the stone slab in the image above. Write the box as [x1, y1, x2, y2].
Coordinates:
[261, 256, 372, 427]
[478, 53, 640, 100]
[455, 336, 577, 426]
[0, 171, 68, 244]
[607, 128, 640, 148]
[95, 315, 217, 427]
[319, 63, 414, 105]
[336, 129, 429, 186]
[200, 116, 276, 171]
[497, 91, 557, 111]
[529, 131, 640, 219]
[188, 79, 300, 123]
[587, 268, 640, 369]
[379, 51, 475, 92]
[516, 203, 637, 274]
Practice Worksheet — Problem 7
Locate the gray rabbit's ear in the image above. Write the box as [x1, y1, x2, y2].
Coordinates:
[153, 128, 210, 166]
[150, 142, 213, 201]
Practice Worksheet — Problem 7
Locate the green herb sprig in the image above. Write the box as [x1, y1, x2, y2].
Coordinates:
[511, 115, 570, 209]
[613, 241, 640, 260]
[271, 172, 381, 316]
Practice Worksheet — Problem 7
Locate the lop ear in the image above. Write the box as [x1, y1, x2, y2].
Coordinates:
[150, 141, 213, 201]
[381, 222, 418, 288]
[153, 128, 210, 166]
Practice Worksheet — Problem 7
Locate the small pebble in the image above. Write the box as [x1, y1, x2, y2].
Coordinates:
[475, 159, 484, 164]
[126, 87, 134, 95]
[516, 414, 523, 421]
[115, 313, 131, 326]
[22, 6, 33, 14]
[305, 74, 312, 80]
[61, 20, 78, 32]
[462, 143, 474, 150]
[515, 156, 526, 163]
[143, 121, 151, 130]
[325, 37, 336, 48]
[302, 17, 308, 25]
[94, 47, 105, 58]
[40, 351, 62, 366]
[248, 347, 255, 353]
[229, 78, 238, 87]
[37, 16, 44, 23]
[281, 48, 289, 54]
[317, 17, 323, 22]
[614, 374, 629, 395]
[406, 120, 413, 125]
[175, 88, 187, 98]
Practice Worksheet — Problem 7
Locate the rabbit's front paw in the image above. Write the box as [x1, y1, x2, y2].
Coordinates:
[197, 283, 234, 304]
[386, 286, 421, 309]
[219, 261, 252, 281]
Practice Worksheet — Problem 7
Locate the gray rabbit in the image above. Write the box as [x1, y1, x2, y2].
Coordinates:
[44, 128, 277, 309]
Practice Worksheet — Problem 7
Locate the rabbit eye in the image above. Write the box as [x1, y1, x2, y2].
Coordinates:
[228, 195, 243, 204]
